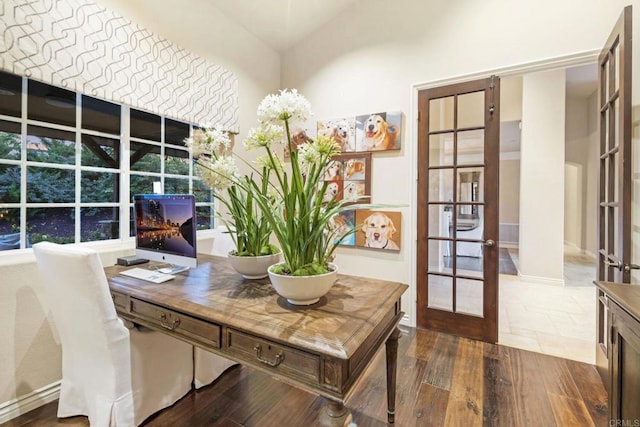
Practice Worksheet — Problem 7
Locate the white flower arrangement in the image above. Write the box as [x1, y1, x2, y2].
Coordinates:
[192, 89, 383, 276]
[186, 125, 278, 257]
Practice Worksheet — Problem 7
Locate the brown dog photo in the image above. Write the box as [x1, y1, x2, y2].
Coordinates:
[343, 158, 366, 180]
[284, 123, 315, 160]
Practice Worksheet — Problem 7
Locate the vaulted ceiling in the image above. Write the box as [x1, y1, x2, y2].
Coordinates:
[207, 0, 597, 99]
[206, 0, 359, 52]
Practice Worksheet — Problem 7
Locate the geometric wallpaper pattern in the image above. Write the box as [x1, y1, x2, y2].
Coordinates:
[0, 0, 239, 132]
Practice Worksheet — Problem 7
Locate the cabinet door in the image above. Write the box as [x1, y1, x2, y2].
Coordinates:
[609, 303, 640, 422]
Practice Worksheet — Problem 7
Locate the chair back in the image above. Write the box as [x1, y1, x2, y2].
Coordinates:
[33, 242, 129, 390]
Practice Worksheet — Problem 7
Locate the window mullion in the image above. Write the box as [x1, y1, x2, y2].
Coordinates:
[75, 92, 82, 244]
[160, 117, 165, 194]
[121, 105, 130, 241]
[20, 77, 27, 250]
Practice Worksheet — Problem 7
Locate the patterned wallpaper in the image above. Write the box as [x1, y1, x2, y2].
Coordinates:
[0, 0, 239, 132]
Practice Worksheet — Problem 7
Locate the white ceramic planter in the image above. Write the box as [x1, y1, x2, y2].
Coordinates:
[267, 263, 338, 305]
[227, 251, 282, 279]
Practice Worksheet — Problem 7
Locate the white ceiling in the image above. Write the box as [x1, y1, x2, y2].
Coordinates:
[207, 0, 359, 52]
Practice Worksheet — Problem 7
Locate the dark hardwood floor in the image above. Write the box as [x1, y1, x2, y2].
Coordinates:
[3, 327, 607, 426]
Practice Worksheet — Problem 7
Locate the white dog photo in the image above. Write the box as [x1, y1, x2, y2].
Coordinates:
[323, 160, 342, 181]
[356, 210, 401, 251]
[322, 181, 341, 203]
[343, 181, 365, 201]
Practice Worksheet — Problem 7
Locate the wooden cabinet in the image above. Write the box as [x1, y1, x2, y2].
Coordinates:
[596, 281, 640, 422]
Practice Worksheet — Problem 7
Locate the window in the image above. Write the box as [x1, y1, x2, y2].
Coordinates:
[0, 71, 215, 251]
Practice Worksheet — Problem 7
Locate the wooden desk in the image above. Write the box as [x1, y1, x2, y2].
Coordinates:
[106, 255, 407, 425]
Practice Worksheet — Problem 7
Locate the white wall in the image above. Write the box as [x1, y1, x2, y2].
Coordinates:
[585, 91, 599, 257]
[94, 0, 281, 143]
[565, 94, 599, 255]
[0, 0, 281, 412]
[281, 0, 635, 315]
[501, 77, 524, 123]
[519, 69, 566, 283]
[565, 96, 589, 250]
[565, 163, 583, 248]
[500, 159, 521, 224]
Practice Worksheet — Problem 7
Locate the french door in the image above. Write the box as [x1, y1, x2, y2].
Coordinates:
[417, 77, 500, 343]
[595, 5, 633, 386]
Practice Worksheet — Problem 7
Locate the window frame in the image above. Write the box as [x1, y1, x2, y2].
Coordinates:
[0, 74, 216, 258]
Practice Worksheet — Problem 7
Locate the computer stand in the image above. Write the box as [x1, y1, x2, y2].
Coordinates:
[157, 264, 190, 274]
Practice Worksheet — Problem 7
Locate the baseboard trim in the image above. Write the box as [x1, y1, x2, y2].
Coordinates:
[518, 273, 565, 286]
[0, 381, 60, 424]
[400, 314, 410, 326]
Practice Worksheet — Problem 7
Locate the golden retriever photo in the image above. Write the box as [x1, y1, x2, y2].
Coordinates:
[355, 210, 401, 251]
[344, 158, 366, 180]
[355, 111, 401, 152]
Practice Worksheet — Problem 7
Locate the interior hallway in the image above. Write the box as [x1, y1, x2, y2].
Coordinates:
[499, 246, 597, 364]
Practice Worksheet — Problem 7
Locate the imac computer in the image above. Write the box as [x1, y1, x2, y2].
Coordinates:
[133, 194, 197, 274]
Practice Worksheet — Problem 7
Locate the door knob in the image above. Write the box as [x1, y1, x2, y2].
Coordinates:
[483, 239, 495, 248]
[624, 263, 640, 273]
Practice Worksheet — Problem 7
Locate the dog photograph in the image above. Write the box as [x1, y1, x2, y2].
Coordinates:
[284, 122, 315, 160]
[322, 180, 342, 203]
[317, 117, 356, 152]
[343, 157, 367, 180]
[323, 160, 343, 181]
[343, 181, 366, 202]
[327, 210, 355, 246]
[355, 210, 402, 251]
[355, 111, 402, 152]
[324, 152, 371, 206]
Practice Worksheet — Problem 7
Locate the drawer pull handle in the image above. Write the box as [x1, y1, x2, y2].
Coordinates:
[253, 344, 284, 367]
[159, 312, 180, 331]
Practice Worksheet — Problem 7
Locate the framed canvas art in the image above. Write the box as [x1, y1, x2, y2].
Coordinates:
[321, 152, 372, 206]
[317, 117, 356, 152]
[355, 210, 402, 251]
[328, 210, 356, 246]
[284, 119, 316, 160]
[355, 111, 402, 152]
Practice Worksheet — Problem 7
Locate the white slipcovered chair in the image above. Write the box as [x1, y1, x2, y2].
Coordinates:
[33, 242, 194, 426]
[193, 226, 238, 389]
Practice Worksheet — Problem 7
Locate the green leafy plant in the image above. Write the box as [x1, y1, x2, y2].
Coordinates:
[186, 127, 278, 257]
[192, 89, 383, 276]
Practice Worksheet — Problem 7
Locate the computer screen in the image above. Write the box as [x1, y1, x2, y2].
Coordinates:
[133, 194, 197, 269]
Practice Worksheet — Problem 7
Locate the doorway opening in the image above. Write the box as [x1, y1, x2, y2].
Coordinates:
[497, 64, 598, 364]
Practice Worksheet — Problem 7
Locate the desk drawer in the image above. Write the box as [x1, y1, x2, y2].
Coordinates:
[130, 298, 221, 348]
[226, 329, 319, 383]
[111, 291, 128, 311]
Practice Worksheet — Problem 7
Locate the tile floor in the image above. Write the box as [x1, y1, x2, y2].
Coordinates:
[498, 246, 597, 364]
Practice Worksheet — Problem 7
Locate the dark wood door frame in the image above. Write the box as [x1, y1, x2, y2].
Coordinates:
[595, 4, 633, 389]
[416, 77, 500, 343]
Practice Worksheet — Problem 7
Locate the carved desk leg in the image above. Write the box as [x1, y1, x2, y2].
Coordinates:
[386, 327, 402, 423]
[320, 399, 352, 426]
